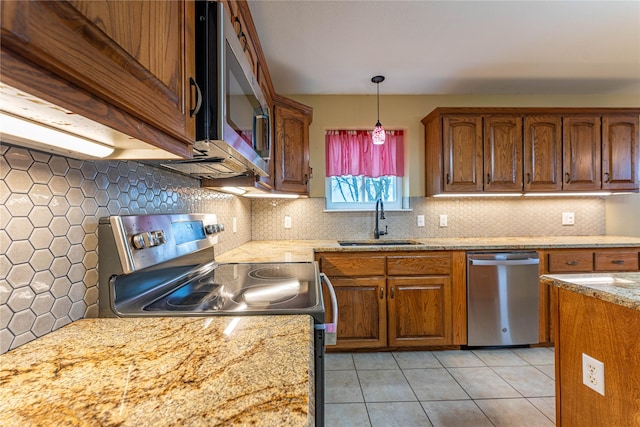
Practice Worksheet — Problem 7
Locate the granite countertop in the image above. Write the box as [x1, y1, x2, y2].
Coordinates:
[541, 272, 640, 311]
[0, 316, 314, 426]
[216, 236, 640, 262]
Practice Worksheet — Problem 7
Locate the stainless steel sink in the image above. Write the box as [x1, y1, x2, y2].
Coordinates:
[338, 240, 421, 247]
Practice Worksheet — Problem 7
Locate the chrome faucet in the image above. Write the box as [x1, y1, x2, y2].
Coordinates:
[374, 198, 387, 239]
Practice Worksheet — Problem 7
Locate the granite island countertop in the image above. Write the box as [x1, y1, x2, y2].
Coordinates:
[540, 272, 640, 311]
[216, 236, 640, 263]
[0, 316, 314, 426]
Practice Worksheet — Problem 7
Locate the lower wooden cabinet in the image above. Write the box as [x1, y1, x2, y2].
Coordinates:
[387, 277, 452, 347]
[327, 277, 387, 349]
[317, 251, 456, 350]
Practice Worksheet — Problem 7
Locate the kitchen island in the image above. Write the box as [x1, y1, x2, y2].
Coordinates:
[540, 272, 640, 426]
[0, 316, 314, 426]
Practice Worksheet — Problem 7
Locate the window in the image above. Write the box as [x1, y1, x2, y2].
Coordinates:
[325, 130, 404, 210]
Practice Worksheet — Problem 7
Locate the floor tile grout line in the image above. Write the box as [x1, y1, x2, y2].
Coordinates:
[392, 351, 437, 426]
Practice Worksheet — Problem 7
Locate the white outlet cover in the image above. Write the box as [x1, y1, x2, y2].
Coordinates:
[562, 212, 575, 225]
[417, 215, 425, 227]
[582, 353, 605, 396]
[284, 215, 292, 229]
[439, 214, 448, 227]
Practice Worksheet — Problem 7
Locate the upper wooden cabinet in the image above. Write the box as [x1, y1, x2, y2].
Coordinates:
[524, 115, 563, 191]
[563, 116, 602, 191]
[1, 0, 196, 156]
[602, 115, 640, 191]
[484, 116, 523, 192]
[441, 115, 483, 192]
[423, 107, 640, 196]
[269, 96, 313, 195]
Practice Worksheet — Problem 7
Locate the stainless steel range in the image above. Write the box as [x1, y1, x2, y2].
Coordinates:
[98, 213, 337, 426]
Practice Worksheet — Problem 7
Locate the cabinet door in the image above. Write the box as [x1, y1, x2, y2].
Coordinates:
[484, 116, 523, 191]
[1, 1, 196, 144]
[442, 116, 483, 192]
[563, 116, 602, 190]
[387, 277, 452, 347]
[273, 101, 311, 194]
[524, 115, 563, 191]
[325, 277, 387, 350]
[602, 115, 639, 191]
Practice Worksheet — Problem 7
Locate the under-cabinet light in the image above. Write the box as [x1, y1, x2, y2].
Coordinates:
[243, 192, 300, 199]
[220, 186, 247, 195]
[524, 192, 612, 197]
[433, 193, 523, 198]
[0, 111, 114, 158]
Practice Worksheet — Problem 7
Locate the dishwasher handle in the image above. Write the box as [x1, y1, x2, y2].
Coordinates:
[469, 258, 539, 266]
[320, 273, 338, 346]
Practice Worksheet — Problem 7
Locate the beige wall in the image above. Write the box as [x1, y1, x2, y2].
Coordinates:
[606, 194, 640, 237]
[289, 94, 640, 197]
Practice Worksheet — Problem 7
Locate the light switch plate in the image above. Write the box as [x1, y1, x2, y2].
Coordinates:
[284, 215, 292, 229]
[439, 214, 448, 227]
[417, 215, 425, 227]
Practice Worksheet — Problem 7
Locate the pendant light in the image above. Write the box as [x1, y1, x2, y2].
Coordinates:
[371, 75, 385, 145]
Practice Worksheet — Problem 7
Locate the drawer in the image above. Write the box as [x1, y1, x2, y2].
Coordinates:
[594, 252, 639, 271]
[387, 254, 451, 275]
[547, 251, 593, 272]
[319, 255, 385, 277]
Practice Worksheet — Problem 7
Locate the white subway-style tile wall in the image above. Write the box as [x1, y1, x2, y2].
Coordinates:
[251, 197, 605, 240]
[0, 145, 252, 353]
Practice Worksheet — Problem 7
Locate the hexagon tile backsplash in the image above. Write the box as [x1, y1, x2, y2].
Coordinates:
[0, 144, 252, 353]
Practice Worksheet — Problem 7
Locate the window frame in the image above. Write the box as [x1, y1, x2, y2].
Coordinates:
[325, 175, 404, 211]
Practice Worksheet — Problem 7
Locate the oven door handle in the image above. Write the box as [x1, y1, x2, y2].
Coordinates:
[320, 273, 338, 346]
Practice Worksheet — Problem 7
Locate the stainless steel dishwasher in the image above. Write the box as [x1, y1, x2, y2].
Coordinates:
[467, 252, 540, 346]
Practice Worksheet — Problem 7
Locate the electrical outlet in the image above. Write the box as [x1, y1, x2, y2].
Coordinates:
[582, 353, 605, 396]
[284, 215, 292, 229]
[417, 215, 425, 227]
[439, 214, 448, 227]
[562, 212, 575, 225]
[232, 217, 237, 233]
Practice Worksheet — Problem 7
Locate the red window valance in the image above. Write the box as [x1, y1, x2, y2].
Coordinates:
[325, 130, 404, 178]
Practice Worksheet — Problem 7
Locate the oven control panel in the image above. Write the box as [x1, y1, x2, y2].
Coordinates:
[102, 213, 222, 274]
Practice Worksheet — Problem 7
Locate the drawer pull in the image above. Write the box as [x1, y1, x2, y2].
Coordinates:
[380, 287, 384, 299]
[612, 260, 625, 265]
[391, 286, 395, 299]
[566, 260, 579, 266]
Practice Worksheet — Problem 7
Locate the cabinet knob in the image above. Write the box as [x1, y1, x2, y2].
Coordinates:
[565, 172, 571, 183]
[446, 173, 451, 184]
[486, 173, 491, 184]
[604, 172, 610, 183]
[390, 286, 395, 299]
[380, 287, 384, 299]
[526, 173, 531, 184]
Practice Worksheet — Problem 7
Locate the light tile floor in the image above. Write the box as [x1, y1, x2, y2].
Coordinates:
[325, 348, 556, 427]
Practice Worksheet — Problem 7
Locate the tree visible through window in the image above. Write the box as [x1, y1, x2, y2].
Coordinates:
[325, 130, 404, 210]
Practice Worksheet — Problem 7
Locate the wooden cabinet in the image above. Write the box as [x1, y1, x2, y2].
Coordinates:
[563, 116, 602, 190]
[387, 276, 452, 347]
[1, 0, 196, 156]
[484, 116, 523, 191]
[423, 107, 640, 196]
[316, 251, 457, 350]
[524, 115, 563, 191]
[441, 115, 483, 193]
[327, 277, 387, 349]
[602, 115, 640, 191]
[267, 96, 313, 195]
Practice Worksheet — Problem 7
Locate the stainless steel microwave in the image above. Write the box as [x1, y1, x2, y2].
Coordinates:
[193, 0, 270, 176]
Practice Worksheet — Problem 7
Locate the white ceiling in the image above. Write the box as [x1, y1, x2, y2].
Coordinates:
[247, 0, 640, 96]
